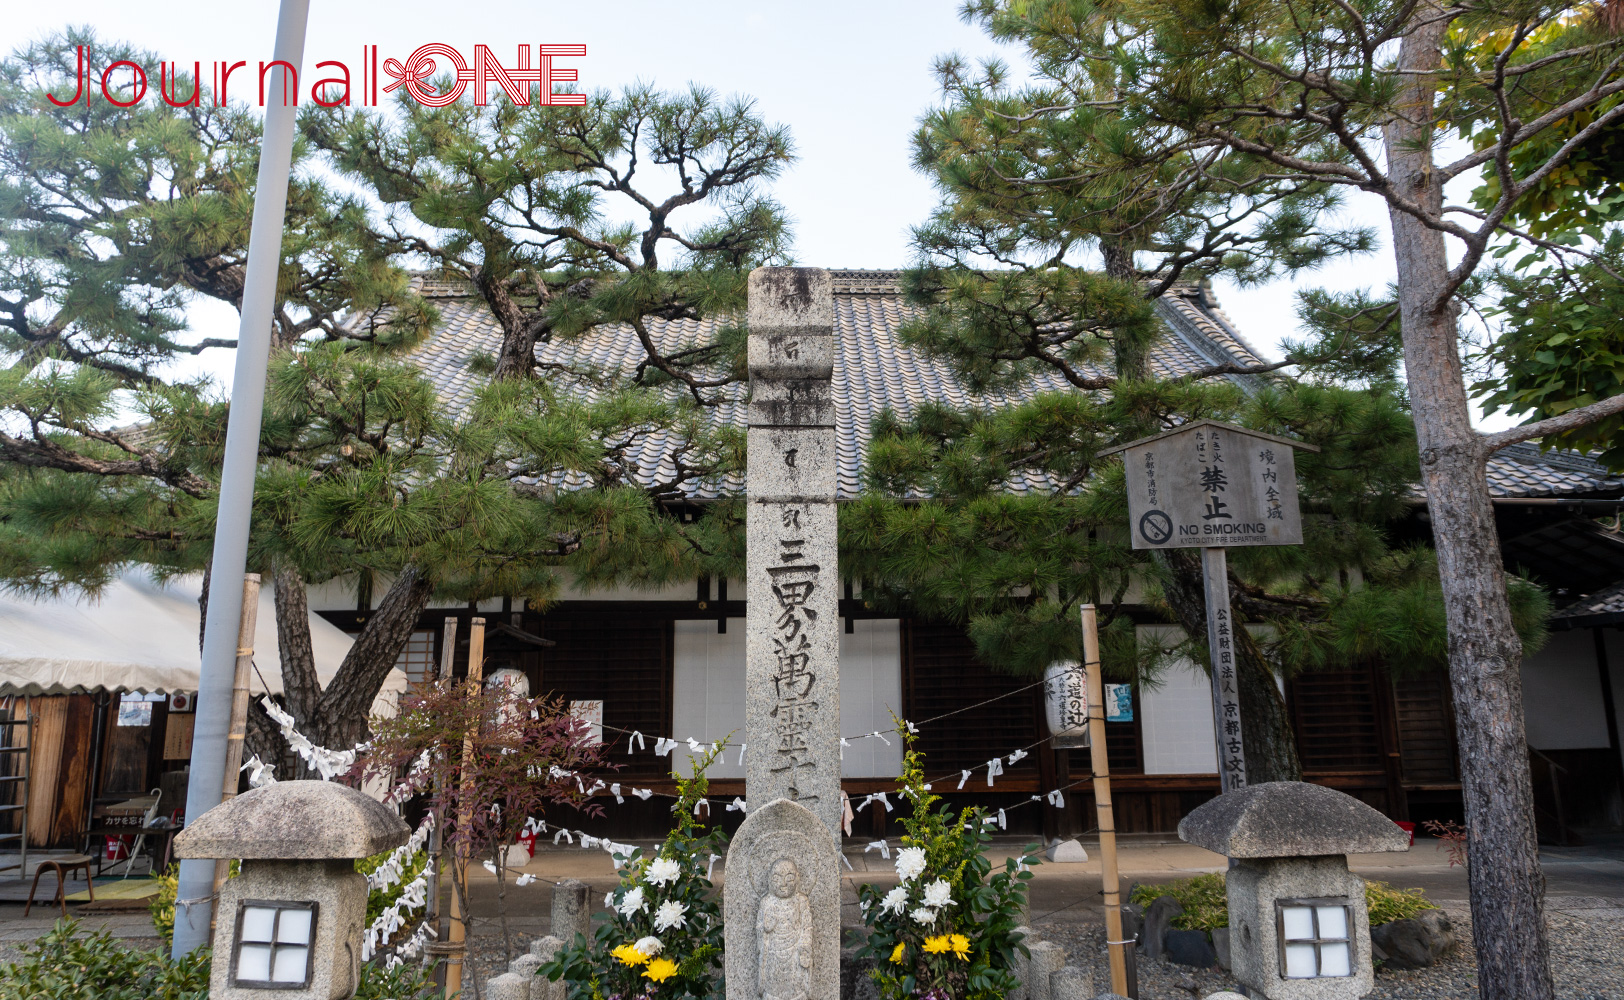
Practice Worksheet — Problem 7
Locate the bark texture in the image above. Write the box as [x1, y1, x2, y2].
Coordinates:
[1156, 548, 1303, 783]
[260, 564, 436, 775]
[1385, 15, 1552, 1000]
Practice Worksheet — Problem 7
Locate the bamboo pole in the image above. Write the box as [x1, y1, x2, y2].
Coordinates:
[426, 617, 458, 977]
[1082, 604, 1131, 997]
[214, 573, 261, 897]
[444, 617, 484, 999]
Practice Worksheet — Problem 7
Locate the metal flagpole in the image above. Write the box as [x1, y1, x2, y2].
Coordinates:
[171, 0, 311, 958]
[1202, 546, 1247, 793]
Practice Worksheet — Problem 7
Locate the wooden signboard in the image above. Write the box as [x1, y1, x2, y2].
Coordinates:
[1111, 420, 1312, 550]
[163, 712, 195, 760]
[1105, 421, 1317, 795]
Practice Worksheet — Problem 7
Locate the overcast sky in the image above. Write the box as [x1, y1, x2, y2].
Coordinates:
[7, 1, 1508, 426]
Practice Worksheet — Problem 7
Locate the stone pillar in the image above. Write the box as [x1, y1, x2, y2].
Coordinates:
[744, 266, 841, 839]
[550, 878, 591, 946]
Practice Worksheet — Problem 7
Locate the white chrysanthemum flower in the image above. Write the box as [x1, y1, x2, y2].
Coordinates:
[922, 878, 956, 909]
[879, 886, 909, 915]
[634, 935, 664, 957]
[654, 899, 689, 932]
[894, 846, 927, 883]
[605, 891, 616, 908]
[910, 906, 938, 925]
[645, 856, 682, 887]
[618, 886, 647, 916]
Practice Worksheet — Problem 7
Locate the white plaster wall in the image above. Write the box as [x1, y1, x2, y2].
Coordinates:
[672, 619, 747, 778]
[838, 619, 905, 779]
[671, 618, 904, 781]
[1521, 628, 1610, 750]
[1138, 626, 1218, 774]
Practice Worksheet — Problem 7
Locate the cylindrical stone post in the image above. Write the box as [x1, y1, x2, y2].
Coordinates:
[744, 267, 841, 841]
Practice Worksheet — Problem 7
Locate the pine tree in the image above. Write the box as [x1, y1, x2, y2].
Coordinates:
[908, 4, 1624, 995]
[0, 33, 769, 770]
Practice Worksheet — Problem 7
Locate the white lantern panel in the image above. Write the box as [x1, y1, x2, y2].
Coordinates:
[240, 905, 277, 943]
[1280, 904, 1315, 940]
[1319, 941, 1352, 977]
[237, 943, 273, 981]
[277, 907, 313, 944]
[1283, 942, 1319, 978]
[272, 945, 310, 984]
[1316, 904, 1348, 940]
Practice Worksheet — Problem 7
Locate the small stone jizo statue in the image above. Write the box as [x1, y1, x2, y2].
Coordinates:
[757, 859, 812, 1000]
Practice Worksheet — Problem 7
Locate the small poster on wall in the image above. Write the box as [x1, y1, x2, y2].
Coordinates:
[569, 700, 604, 745]
[1105, 683, 1134, 723]
[116, 696, 152, 727]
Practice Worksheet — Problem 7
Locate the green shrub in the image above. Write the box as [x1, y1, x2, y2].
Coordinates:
[851, 731, 1039, 1000]
[1130, 873, 1229, 932]
[0, 920, 208, 1000]
[1130, 874, 1436, 932]
[1, 919, 435, 1000]
[1364, 880, 1433, 926]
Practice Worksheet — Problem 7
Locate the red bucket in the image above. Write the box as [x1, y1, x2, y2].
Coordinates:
[104, 835, 133, 861]
[1396, 821, 1416, 846]
[517, 830, 537, 858]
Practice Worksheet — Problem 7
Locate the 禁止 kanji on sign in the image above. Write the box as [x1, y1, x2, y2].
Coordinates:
[1107, 421, 1316, 551]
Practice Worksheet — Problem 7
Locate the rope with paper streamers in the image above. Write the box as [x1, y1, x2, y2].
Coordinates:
[239, 667, 1096, 868]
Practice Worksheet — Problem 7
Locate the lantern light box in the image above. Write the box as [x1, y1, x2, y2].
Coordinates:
[1178, 781, 1410, 999]
[174, 781, 408, 1000]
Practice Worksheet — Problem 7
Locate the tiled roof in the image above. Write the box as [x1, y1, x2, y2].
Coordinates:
[1553, 576, 1624, 619]
[1483, 442, 1624, 499]
[395, 269, 1624, 502]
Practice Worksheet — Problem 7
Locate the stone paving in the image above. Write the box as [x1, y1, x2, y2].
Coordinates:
[3, 835, 1622, 997]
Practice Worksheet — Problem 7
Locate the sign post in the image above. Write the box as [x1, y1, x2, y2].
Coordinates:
[1104, 421, 1317, 794]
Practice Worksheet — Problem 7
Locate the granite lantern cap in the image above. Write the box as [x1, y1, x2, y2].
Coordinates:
[175, 781, 409, 861]
[1177, 781, 1410, 858]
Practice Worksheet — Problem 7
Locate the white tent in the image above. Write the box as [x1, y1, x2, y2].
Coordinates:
[0, 570, 406, 713]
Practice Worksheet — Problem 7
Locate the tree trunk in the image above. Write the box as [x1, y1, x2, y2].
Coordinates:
[1385, 13, 1553, 1000]
[273, 565, 322, 730]
[1156, 548, 1302, 783]
[316, 564, 435, 751]
[273, 565, 324, 778]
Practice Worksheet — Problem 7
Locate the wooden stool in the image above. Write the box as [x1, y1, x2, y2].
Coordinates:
[25, 854, 95, 917]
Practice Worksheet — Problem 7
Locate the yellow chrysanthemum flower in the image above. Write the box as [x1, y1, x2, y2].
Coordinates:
[950, 934, 971, 959]
[643, 957, 679, 982]
[923, 935, 951, 955]
[890, 942, 907, 964]
[612, 943, 647, 967]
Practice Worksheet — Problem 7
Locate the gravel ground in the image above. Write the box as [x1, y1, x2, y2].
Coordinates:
[1033, 907, 1624, 999]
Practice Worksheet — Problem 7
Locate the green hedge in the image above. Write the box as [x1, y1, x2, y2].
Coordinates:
[0, 921, 436, 1000]
[1129, 874, 1434, 932]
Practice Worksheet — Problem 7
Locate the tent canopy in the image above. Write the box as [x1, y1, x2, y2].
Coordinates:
[0, 570, 405, 710]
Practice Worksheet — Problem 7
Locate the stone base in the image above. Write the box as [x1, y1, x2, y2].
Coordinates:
[208, 859, 365, 1000]
[1045, 839, 1090, 863]
[1227, 856, 1373, 1000]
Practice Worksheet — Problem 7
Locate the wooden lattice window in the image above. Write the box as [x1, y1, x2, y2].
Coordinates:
[901, 620, 1041, 777]
[1288, 669, 1383, 772]
[531, 613, 673, 779]
[394, 630, 437, 685]
[1391, 671, 1458, 784]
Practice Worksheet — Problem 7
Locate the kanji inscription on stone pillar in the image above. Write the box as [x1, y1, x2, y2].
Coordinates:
[744, 266, 842, 841]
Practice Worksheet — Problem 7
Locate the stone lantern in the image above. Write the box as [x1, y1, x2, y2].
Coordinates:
[1177, 782, 1409, 1000]
[174, 781, 409, 1000]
